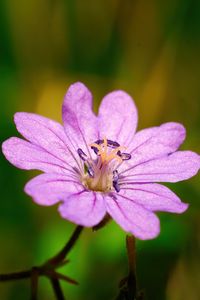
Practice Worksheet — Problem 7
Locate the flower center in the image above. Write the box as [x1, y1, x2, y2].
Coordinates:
[77, 137, 131, 193]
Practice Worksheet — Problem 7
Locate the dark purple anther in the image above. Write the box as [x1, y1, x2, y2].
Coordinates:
[92, 139, 120, 148]
[91, 139, 120, 155]
[93, 139, 102, 145]
[118, 152, 131, 161]
[113, 170, 119, 182]
[88, 166, 94, 178]
[77, 148, 87, 161]
[107, 139, 120, 148]
[91, 146, 99, 155]
[113, 181, 120, 193]
[113, 170, 120, 192]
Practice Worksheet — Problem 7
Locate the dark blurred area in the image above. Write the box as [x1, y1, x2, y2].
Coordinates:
[0, 0, 200, 299]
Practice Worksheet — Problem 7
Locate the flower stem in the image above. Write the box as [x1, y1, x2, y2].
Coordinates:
[126, 235, 137, 299]
[50, 278, 65, 300]
[30, 267, 39, 300]
[116, 235, 144, 300]
[47, 225, 83, 266]
[0, 225, 83, 299]
[0, 270, 31, 281]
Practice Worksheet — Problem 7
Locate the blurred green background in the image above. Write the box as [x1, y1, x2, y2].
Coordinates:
[0, 0, 200, 299]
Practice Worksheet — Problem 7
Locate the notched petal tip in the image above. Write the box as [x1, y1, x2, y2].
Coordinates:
[24, 173, 83, 206]
[58, 192, 106, 227]
[65, 82, 92, 102]
[161, 122, 186, 145]
[24, 176, 58, 207]
[62, 81, 98, 151]
[98, 89, 138, 145]
[161, 121, 186, 134]
[106, 194, 161, 240]
[123, 215, 161, 240]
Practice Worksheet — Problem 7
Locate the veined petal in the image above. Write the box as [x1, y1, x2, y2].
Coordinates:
[62, 82, 98, 155]
[58, 191, 106, 227]
[120, 122, 186, 173]
[98, 90, 138, 145]
[14, 112, 76, 167]
[120, 183, 188, 213]
[2, 137, 73, 174]
[121, 151, 200, 183]
[25, 173, 83, 206]
[105, 193, 160, 240]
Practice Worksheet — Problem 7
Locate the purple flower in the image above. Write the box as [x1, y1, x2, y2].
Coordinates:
[2, 82, 200, 240]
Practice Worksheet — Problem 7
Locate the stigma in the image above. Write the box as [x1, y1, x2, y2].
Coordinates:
[77, 137, 131, 193]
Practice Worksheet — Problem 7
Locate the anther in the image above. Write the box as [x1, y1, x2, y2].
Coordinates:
[117, 152, 131, 161]
[113, 170, 119, 182]
[107, 140, 120, 148]
[88, 166, 94, 178]
[113, 181, 120, 193]
[90, 145, 99, 155]
[113, 170, 120, 193]
[77, 148, 87, 161]
[90, 139, 120, 154]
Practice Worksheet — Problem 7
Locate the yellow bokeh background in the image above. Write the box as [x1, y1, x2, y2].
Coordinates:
[0, 1, 200, 299]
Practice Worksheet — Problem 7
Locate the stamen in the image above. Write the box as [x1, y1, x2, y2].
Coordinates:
[90, 138, 128, 164]
[90, 139, 120, 154]
[90, 140, 104, 155]
[113, 170, 119, 182]
[93, 139, 103, 145]
[113, 181, 120, 193]
[77, 148, 94, 178]
[79, 137, 131, 193]
[118, 152, 131, 161]
[90, 145, 99, 155]
[113, 170, 120, 192]
[91, 139, 120, 148]
[107, 140, 120, 148]
[106, 146, 126, 164]
[88, 166, 94, 178]
[77, 148, 87, 161]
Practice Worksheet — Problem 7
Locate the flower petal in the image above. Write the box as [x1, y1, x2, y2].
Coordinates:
[98, 90, 138, 145]
[2, 137, 73, 174]
[62, 82, 98, 154]
[121, 151, 200, 183]
[120, 122, 186, 173]
[105, 193, 160, 240]
[14, 112, 76, 167]
[25, 173, 83, 206]
[58, 191, 106, 227]
[120, 183, 188, 213]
